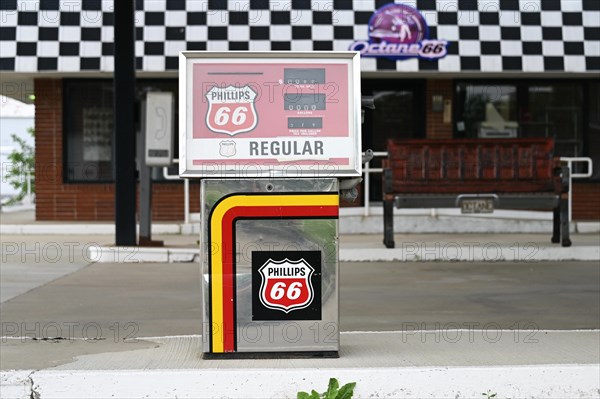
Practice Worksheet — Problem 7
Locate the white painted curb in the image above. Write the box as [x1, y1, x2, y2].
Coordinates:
[577, 222, 600, 234]
[2, 365, 598, 399]
[0, 370, 33, 399]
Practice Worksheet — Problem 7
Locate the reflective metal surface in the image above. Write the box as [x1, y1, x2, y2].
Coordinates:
[201, 179, 339, 354]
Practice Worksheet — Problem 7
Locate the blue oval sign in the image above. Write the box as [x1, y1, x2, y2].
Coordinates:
[350, 3, 449, 60]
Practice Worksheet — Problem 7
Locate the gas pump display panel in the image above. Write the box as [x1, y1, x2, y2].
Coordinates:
[179, 51, 361, 178]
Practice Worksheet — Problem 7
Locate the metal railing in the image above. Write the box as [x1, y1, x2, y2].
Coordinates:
[163, 154, 593, 225]
[24, 169, 33, 205]
[163, 154, 389, 224]
[362, 151, 388, 217]
[162, 159, 190, 225]
[560, 157, 594, 222]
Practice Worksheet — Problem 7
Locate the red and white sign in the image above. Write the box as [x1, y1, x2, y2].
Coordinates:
[179, 52, 361, 177]
[258, 258, 315, 313]
[205, 85, 258, 135]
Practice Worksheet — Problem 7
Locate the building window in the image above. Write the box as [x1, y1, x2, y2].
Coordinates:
[64, 80, 114, 182]
[63, 79, 178, 183]
[361, 79, 426, 203]
[455, 83, 518, 139]
[523, 83, 583, 158]
[455, 80, 586, 161]
[586, 82, 600, 180]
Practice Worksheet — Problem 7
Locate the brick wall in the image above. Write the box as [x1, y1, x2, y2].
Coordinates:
[572, 183, 600, 221]
[425, 79, 453, 139]
[34, 78, 200, 221]
[35, 78, 599, 222]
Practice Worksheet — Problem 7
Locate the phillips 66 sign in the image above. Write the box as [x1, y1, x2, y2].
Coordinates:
[205, 85, 258, 136]
[179, 51, 361, 178]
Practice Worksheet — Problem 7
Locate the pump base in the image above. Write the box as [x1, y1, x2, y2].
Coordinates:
[202, 351, 339, 360]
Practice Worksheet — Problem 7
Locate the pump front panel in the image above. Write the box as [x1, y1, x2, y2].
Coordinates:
[201, 178, 339, 354]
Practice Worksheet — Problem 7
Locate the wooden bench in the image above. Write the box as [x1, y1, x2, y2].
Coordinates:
[382, 138, 571, 248]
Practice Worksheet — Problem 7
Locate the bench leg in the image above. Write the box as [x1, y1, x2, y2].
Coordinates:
[383, 199, 395, 248]
[560, 194, 571, 247]
[551, 206, 560, 244]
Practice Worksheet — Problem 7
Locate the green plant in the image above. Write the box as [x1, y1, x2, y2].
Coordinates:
[297, 378, 356, 399]
[4, 128, 34, 205]
[482, 390, 497, 399]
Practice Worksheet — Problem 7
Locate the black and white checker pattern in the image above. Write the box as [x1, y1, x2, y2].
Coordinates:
[0, 0, 598, 73]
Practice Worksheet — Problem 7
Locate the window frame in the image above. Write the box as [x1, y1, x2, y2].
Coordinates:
[62, 78, 115, 184]
[62, 78, 180, 184]
[361, 78, 427, 151]
[453, 78, 598, 182]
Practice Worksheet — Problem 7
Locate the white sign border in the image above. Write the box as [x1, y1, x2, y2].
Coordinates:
[179, 51, 362, 178]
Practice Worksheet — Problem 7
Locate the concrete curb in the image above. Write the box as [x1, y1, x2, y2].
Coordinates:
[0, 370, 34, 399]
[87, 244, 600, 263]
[340, 244, 600, 262]
[87, 246, 197, 263]
[2, 365, 598, 399]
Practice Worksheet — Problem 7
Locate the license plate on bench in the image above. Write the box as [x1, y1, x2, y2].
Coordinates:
[461, 199, 494, 214]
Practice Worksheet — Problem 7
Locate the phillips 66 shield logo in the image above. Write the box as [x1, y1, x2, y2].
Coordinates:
[259, 258, 314, 313]
[205, 85, 258, 136]
[219, 140, 236, 157]
[252, 251, 322, 320]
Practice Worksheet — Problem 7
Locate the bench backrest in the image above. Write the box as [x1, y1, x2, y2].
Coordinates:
[385, 138, 560, 194]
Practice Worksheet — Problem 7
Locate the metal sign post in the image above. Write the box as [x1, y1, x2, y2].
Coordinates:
[180, 51, 361, 357]
[139, 92, 174, 246]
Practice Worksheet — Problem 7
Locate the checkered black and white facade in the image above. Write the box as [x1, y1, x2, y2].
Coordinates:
[0, 0, 598, 73]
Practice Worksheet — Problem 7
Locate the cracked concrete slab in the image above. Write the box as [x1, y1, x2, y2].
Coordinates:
[3, 331, 598, 398]
[0, 338, 158, 371]
[15, 365, 600, 399]
[51, 330, 600, 370]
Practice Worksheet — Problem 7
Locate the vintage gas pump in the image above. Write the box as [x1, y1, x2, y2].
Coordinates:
[179, 52, 361, 357]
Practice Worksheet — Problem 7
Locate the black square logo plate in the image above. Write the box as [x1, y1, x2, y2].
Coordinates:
[252, 250, 322, 321]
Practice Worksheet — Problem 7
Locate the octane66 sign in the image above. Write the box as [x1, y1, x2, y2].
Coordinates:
[179, 51, 361, 178]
